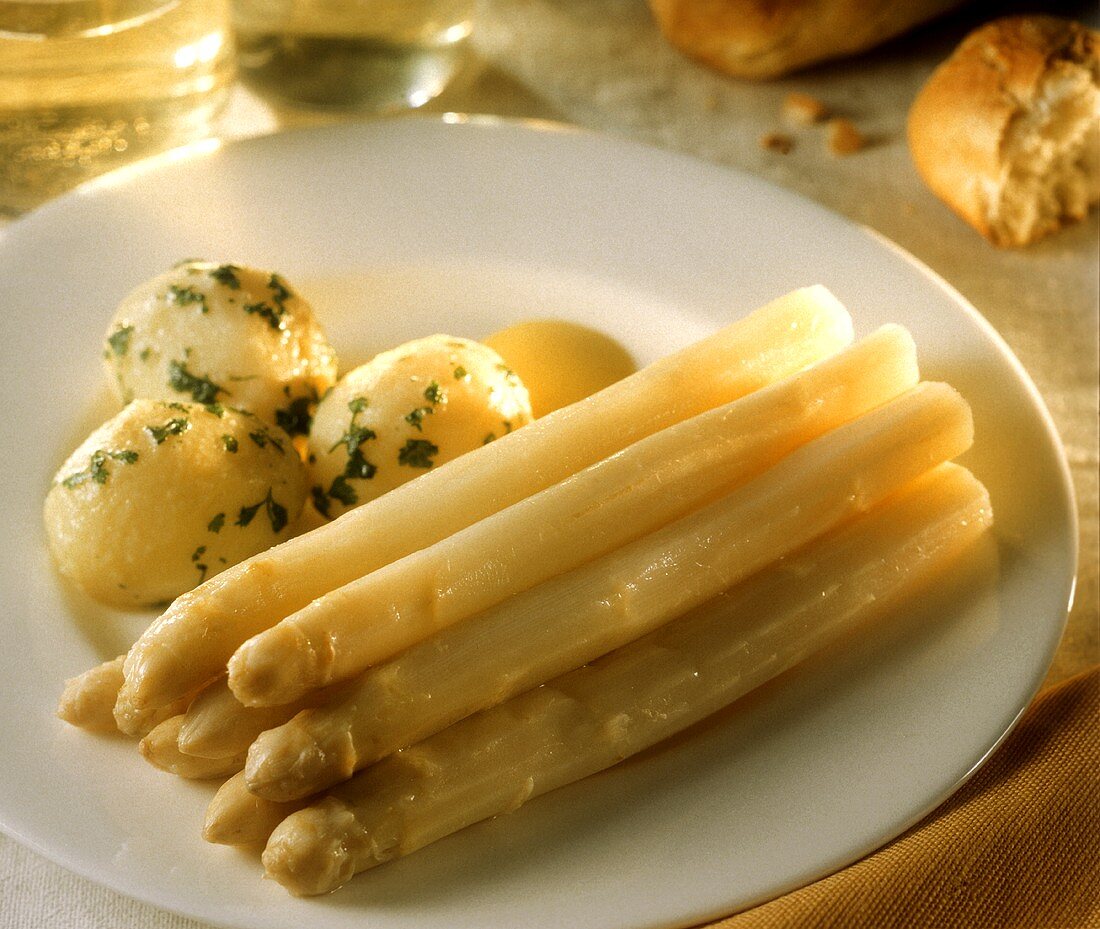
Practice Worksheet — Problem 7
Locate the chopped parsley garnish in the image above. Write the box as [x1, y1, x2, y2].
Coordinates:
[209, 264, 242, 289]
[423, 381, 446, 405]
[107, 325, 134, 358]
[241, 273, 295, 329]
[146, 417, 191, 444]
[167, 285, 207, 312]
[204, 403, 226, 417]
[481, 423, 511, 447]
[398, 438, 438, 469]
[404, 405, 432, 431]
[191, 545, 209, 581]
[249, 428, 286, 454]
[327, 474, 358, 503]
[496, 363, 520, 386]
[454, 366, 468, 381]
[345, 448, 377, 480]
[327, 475, 357, 506]
[275, 396, 313, 437]
[311, 485, 332, 518]
[61, 449, 138, 488]
[208, 513, 226, 533]
[222, 434, 239, 453]
[329, 424, 376, 457]
[315, 398, 381, 512]
[328, 419, 376, 479]
[139, 347, 153, 362]
[244, 300, 285, 330]
[236, 488, 289, 534]
[268, 273, 292, 308]
[168, 360, 226, 404]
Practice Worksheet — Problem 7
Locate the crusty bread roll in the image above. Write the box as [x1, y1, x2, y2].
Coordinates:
[647, 0, 965, 80]
[908, 16, 1100, 247]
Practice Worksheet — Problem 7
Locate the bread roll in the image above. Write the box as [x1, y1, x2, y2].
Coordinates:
[908, 16, 1100, 247]
[648, 0, 964, 80]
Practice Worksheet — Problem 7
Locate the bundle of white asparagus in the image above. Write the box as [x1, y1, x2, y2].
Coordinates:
[55, 286, 993, 897]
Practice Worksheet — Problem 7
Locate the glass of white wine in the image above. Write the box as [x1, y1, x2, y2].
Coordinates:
[0, 0, 235, 215]
[232, 0, 474, 111]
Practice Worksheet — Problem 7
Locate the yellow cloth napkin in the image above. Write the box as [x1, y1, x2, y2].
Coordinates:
[708, 666, 1099, 929]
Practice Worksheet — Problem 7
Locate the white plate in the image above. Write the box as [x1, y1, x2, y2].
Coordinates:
[0, 118, 1076, 929]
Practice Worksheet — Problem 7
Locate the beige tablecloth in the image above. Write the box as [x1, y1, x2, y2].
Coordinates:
[2, 1, 1097, 926]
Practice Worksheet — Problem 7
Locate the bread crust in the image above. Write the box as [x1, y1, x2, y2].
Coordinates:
[908, 16, 1100, 245]
[648, 0, 964, 80]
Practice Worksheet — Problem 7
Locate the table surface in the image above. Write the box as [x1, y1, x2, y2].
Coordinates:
[1, 1, 1096, 927]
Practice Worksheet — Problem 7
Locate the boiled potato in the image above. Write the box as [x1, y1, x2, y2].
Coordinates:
[308, 334, 533, 518]
[44, 400, 307, 609]
[103, 262, 338, 435]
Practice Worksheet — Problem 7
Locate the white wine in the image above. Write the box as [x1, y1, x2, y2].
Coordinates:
[0, 0, 235, 214]
[232, 0, 473, 110]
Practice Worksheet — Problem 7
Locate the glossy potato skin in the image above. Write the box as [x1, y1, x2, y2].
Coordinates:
[44, 400, 307, 609]
[102, 262, 338, 436]
[308, 334, 533, 518]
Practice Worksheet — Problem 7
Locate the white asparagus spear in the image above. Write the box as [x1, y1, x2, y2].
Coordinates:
[138, 715, 245, 779]
[178, 680, 303, 761]
[262, 463, 993, 895]
[57, 656, 127, 734]
[245, 381, 972, 801]
[115, 286, 853, 735]
[57, 656, 189, 736]
[203, 772, 314, 846]
[230, 325, 918, 707]
[178, 677, 349, 760]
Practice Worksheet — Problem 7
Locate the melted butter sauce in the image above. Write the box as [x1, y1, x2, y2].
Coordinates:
[484, 320, 637, 418]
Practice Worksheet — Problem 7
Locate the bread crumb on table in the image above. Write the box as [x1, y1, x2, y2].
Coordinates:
[760, 131, 795, 154]
[784, 92, 830, 124]
[827, 118, 866, 155]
